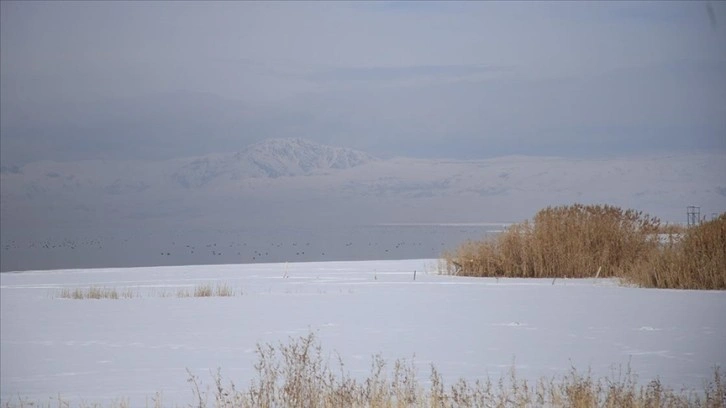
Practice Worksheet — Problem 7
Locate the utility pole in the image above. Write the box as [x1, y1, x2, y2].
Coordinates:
[687, 206, 701, 227]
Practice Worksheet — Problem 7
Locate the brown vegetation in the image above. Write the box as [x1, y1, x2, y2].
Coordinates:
[631, 213, 726, 289]
[58, 286, 134, 300]
[6, 333, 723, 408]
[57, 282, 236, 299]
[186, 282, 234, 297]
[185, 332, 724, 407]
[443, 204, 725, 289]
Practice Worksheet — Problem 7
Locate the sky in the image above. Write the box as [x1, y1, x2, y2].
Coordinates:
[1, 1, 725, 164]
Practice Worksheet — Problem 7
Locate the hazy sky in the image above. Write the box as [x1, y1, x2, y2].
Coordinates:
[2, 1, 725, 165]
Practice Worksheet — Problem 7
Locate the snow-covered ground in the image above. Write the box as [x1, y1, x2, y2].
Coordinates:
[1, 259, 725, 406]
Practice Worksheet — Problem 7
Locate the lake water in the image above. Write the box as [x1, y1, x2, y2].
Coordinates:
[1, 224, 504, 272]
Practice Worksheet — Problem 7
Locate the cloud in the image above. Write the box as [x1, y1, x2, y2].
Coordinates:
[306, 64, 514, 83]
[1, 57, 724, 166]
[1, 1, 725, 165]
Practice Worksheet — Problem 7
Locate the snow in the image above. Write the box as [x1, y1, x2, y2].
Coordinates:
[2, 259, 725, 406]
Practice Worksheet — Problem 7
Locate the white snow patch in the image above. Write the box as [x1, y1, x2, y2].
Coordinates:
[1, 259, 724, 406]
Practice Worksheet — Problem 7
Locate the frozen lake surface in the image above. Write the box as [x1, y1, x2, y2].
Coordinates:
[2, 259, 725, 406]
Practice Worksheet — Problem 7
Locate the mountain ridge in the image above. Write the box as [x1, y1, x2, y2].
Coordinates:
[170, 138, 376, 188]
[1, 140, 724, 226]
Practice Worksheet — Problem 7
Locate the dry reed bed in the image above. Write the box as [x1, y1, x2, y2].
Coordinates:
[443, 204, 725, 289]
[5, 333, 724, 408]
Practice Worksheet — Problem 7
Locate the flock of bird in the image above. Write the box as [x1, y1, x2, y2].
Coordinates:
[3, 238, 106, 251]
[2, 226, 495, 272]
[3, 236, 448, 265]
[153, 239, 443, 262]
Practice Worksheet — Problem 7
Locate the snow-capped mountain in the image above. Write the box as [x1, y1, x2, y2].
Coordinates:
[170, 138, 376, 188]
[1, 138, 724, 232]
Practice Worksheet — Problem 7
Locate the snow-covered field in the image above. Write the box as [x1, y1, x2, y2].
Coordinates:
[1, 259, 725, 406]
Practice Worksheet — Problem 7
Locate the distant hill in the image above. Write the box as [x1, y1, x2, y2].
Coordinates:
[170, 138, 376, 188]
[1, 139, 724, 230]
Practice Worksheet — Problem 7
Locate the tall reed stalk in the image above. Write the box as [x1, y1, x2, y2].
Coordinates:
[444, 204, 725, 289]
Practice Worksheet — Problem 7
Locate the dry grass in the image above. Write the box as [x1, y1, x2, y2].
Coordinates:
[181, 282, 235, 298]
[443, 204, 725, 290]
[57, 283, 237, 299]
[185, 333, 724, 408]
[194, 283, 213, 297]
[3, 333, 724, 407]
[58, 286, 134, 300]
[630, 214, 726, 289]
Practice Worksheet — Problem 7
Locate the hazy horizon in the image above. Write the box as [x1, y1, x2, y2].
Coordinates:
[2, 1, 725, 166]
